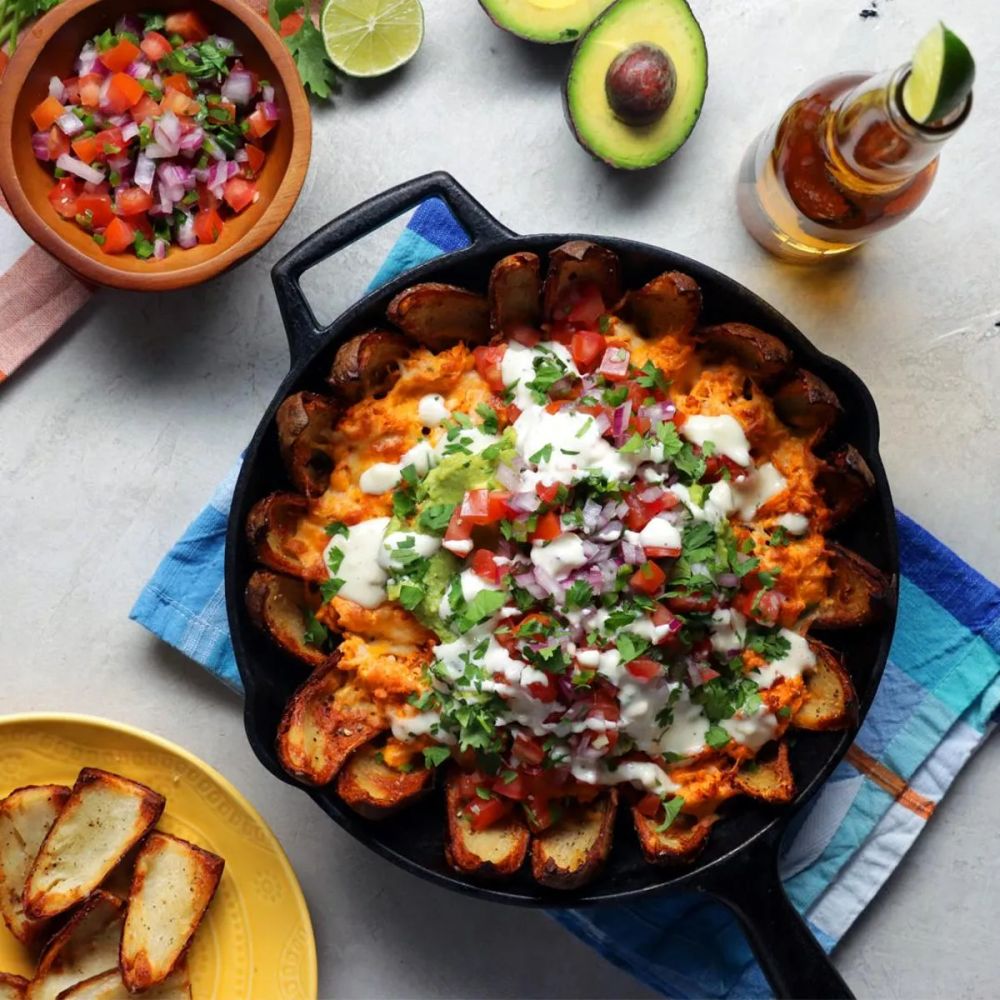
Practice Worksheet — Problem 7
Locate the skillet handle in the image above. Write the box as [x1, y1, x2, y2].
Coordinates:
[697, 841, 855, 999]
[271, 171, 514, 364]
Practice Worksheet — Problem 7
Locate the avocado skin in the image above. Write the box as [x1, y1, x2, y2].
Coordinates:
[562, 0, 709, 170]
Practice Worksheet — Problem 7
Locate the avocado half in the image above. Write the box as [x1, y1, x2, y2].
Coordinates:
[479, 0, 615, 44]
[564, 0, 708, 169]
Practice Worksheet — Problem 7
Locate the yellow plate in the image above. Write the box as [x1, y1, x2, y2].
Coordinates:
[0, 713, 317, 999]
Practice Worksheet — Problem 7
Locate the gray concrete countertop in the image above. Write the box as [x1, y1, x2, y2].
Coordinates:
[2, 1, 997, 997]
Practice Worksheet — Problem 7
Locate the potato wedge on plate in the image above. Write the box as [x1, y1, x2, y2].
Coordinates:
[27, 892, 123, 1000]
[0, 785, 70, 945]
[55, 962, 191, 1000]
[25, 771, 164, 921]
[0, 973, 28, 1000]
[120, 834, 223, 992]
[531, 792, 617, 890]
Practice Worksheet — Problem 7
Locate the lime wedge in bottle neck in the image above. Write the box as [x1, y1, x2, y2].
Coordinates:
[902, 22, 975, 125]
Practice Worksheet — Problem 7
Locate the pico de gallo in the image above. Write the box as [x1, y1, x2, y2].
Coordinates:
[31, 11, 279, 259]
[320, 280, 826, 837]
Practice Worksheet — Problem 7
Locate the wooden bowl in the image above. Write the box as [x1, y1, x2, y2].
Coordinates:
[0, 0, 311, 291]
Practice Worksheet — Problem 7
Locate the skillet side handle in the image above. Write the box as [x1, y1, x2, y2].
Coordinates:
[697, 847, 855, 999]
[271, 171, 514, 365]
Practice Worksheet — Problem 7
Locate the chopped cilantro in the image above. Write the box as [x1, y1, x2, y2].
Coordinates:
[768, 526, 790, 547]
[324, 521, 349, 537]
[475, 403, 499, 435]
[746, 627, 792, 663]
[529, 443, 553, 464]
[303, 613, 328, 647]
[417, 502, 456, 533]
[566, 580, 593, 609]
[705, 724, 731, 749]
[616, 633, 649, 663]
[422, 746, 451, 768]
[636, 360, 670, 393]
[653, 795, 685, 832]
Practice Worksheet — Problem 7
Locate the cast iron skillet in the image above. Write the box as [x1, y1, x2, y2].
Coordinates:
[226, 172, 899, 999]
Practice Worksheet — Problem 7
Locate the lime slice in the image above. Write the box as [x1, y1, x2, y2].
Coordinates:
[902, 21, 975, 124]
[321, 0, 425, 78]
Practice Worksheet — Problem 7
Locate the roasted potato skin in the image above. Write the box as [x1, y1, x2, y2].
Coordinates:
[543, 241, 622, 320]
[488, 252, 542, 334]
[386, 283, 490, 350]
[732, 742, 795, 803]
[632, 810, 715, 865]
[245, 570, 331, 669]
[0, 972, 28, 998]
[336, 743, 432, 819]
[697, 322, 792, 381]
[275, 392, 340, 498]
[246, 492, 327, 582]
[812, 543, 890, 629]
[773, 369, 843, 440]
[620, 270, 702, 340]
[531, 791, 617, 890]
[816, 444, 876, 527]
[792, 642, 858, 731]
[327, 329, 411, 404]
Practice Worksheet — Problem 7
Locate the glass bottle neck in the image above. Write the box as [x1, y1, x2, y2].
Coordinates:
[830, 64, 971, 184]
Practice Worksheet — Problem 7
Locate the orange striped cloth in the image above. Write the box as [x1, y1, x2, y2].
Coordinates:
[0, 0, 273, 384]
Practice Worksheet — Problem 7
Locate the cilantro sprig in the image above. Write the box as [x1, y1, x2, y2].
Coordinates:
[268, 0, 338, 99]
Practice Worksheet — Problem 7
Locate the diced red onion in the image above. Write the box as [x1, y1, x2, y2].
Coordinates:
[201, 135, 226, 161]
[221, 68, 255, 106]
[532, 565, 565, 602]
[152, 72, 163, 88]
[716, 572, 739, 589]
[55, 153, 104, 184]
[178, 126, 204, 151]
[620, 540, 643, 565]
[593, 412, 611, 436]
[157, 183, 175, 215]
[153, 238, 168, 261]
[261, 84, 275, 103]
[153, 111, 181, 154]
[48, 76, 65, 101]
[121, 121, 139, 142]
[97, 76, 112, 111]
[611, 400, 632, 441]
[56, 111, 84, 137]
[598, 347, 630, 379]
[494, 463, 521, 491]
[106, 113, 129, 128]
[233, 147, 248, 163]
[114, 13, 143, 36]
[210, 35, 236, 55]
[259, 101, 281, 122]
[143, 142, 172, 160]
[126, 60, 151, 80]
[513, 571, 546, 601]
[687, 663, 705, 687]
[176, 214, 197, 248]
[31, 131, 51, 161]
[76, 44, 99, 75]
[107, 154, 130, 172]
[159, 162, 193, 189]
[638, 486, 662, 503]
[133, 153, 155, 192]
[507, 492, 540, 515]
[581, 499, 603, 533]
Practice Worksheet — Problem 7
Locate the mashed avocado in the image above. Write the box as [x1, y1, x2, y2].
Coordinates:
[420, 451, 493, 504]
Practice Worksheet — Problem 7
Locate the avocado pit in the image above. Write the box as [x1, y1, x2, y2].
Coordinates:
[605, 42, 676, 126]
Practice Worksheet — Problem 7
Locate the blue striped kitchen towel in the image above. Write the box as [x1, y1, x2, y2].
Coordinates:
[130, 197, 1000, 1000]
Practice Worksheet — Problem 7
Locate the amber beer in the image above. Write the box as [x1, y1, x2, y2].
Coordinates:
[737, 65, 971, 263]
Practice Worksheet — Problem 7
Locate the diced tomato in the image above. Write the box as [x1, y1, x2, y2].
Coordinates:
[473, 344, 506, 392]
[196, 183, 218, 211]
[527, 675, 558, 703]
[666, 593, 719, 614]
[459, 489, 510, 525]
[636, 792, 663, 818]
[523, 795, 559, 833]
[279, 11, 304, 37]
[115, 187, 153, 216]
[101, 216, 134, 254]
[530, 511, 561, 543]
[140, 30, 173, 62]
[512, 733, 546, 767]
[566, 282, 605, 327]
[535, 482, 560, 504]
[46, 126, 70, 161]
[70, 135, 100, 164]
[506, 323, 541, 347]
[245, 107, 275, 140]
[243, 143, 266, 177]
[651, 604, 682, 644]
[624, 489, 677, 531]
[162, 72, 193, 97]
[223, 176, 257, 213]
[644, 545, 681, 559]
[206, 95, 237, 123]
[75, 191, 114, 227]
[570, 329, 605, 372]
[130, 95, 160, 123]
[165, 11, 210, 41]
[48, 177, 80, 219]
[443, 509, 474, 554]
[104, 72, 145, 113]
[98, 38, 140, 73]
[733, 588, 784, 626]
[31, 95, 65, 131]
[73, 127, 124, 164]
[62, 77, 80, 104]
[465, 795, 511, 832]
[704, 454, 747, 483]
[626, 657, 661, 681]
[456, 771, 485, 801]
[194, 207, 223, 244]
[160, 87, 199, 116]
[78, 73, 103, 108]
[493, 772, 528, 801]
[631, 561, 666, 596]
[470, 548, 502, 585]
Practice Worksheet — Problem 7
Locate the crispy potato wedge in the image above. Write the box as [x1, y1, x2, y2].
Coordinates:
[531, 791, 617, 890]
[773, 369, 842, 439]
[245, 570, 330, 669]
[813, 543, 890, 629]
[277, 661, 385, 785]
[444, 771, 528, 878]
[27, 891, 124, 1000]
[816, 445, 876, 526]
[542, 241, 622, 320]
[386, 283, 490, 350]
[245, 492, 328, 582]
[0, 974, 28, 1000]
[120, 833, 223, 992]
[619, 270, 702, 340]
[25, 771, 164, 921]
[632, 810, 715, 865]
[0, 784, 70, 945]
[792, 642, 857, 731]
[336, 743, 432, 819]
[488, 252, 542, 334]
[275, 392, 340, 497]
[56, 963, 191, 1000]
[697, 322, 793, 381]
[732, 742, 795, 803]
[327, 329, 411, 404]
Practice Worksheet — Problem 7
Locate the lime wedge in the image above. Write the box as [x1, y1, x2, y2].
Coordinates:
[321, 0, 424, 78]
[902, 21, 975, 124]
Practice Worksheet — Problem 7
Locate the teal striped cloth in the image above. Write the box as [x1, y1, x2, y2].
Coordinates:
[131, 198, 1000, 999]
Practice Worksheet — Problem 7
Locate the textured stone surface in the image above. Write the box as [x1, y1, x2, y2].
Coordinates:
[1, 1, 997, 997]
